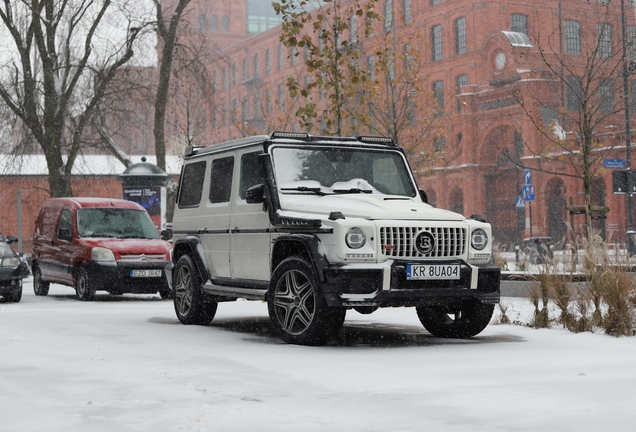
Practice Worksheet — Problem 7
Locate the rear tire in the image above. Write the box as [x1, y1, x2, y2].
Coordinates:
[268, 257, 340, 346]
[32, 265, 49, 296]
[75, 268, 96, 301]
[173, 255, 217, 325]
[416, 301, 494, 338]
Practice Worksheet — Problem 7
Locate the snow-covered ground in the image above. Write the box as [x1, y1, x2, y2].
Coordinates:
[1, 278, 635, 432]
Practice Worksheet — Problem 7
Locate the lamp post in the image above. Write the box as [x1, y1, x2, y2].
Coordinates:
[620, 0, 636, 255]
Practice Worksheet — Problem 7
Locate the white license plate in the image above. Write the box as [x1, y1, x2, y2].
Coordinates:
[130, 269, 162, 278]
[406, 264, 460, 280]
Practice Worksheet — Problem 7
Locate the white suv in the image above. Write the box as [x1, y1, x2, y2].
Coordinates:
[165, 132, 500, 345]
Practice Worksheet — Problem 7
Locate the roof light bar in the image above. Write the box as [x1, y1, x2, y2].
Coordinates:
[271, 131, 310, 140]
[357, 135, 395, 145]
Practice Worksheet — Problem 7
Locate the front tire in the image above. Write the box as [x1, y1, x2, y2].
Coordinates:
[32, 265, 49, 296]
[4, 284, 22, 303]
[416, 301, 494, 338]
[75, 268, 95, 301]
[268, 257, 341, 346]
[173, 255, 217, 325]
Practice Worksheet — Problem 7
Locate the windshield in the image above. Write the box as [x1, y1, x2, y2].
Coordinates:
[77, 208, 160, 239]
[271, 146, 417, 197]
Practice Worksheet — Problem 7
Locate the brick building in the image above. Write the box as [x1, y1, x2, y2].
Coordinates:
[164, 0, 636, 248]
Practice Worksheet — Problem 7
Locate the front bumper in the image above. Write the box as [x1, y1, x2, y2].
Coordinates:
[321, 259, 500, 308]
[83, 260, 170, 294]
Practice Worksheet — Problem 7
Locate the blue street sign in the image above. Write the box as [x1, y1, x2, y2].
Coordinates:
[604, 158, 626, 169]
[523, 169, 532, 184]
[522, 184, 535, 202]
[515, 196, 526, 209]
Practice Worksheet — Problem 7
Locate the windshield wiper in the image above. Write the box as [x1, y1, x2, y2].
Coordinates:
[332, 188, 373, 194]
[280, 186, 328, 196]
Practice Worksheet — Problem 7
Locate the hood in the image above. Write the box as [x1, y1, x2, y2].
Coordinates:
[0, 241, 17, 258]
[279, 194, 465, 221]
[82, 238, 171, 256]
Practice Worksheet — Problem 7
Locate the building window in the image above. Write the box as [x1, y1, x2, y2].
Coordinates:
[278, 44, 284, 70]
[222, 16, 230, 31]
[290, 46, 297, 66]
[210, 15, 218, 31]
[367, 55, 376, 80]
[431, 0, 440, 5]
[242, 99, 248, 122]
[432, 25, 442, 61]
[199, 14, 207, 30]
[455, 17, 466, 55]
[566, 76, 581, 112]
[265, 49, 271, 74]
[511, 14, 528, 35]
[254, 93, 261, 118]
[384, 0, 393, 33]
[599, 79, 614, 113]
[212, 71, 217, 91]
[456, 74, 468, 112]
[630, 80, 636, 114]
[232, 63, 237, 86]
[222, 68, 227, 89]
[277, 84, 285, 107]
[629, 26, 636, 62]
[350, 15, 358, 44]
[266, 89, 272, 113]
[434, 136, 445, 153]
[433, 80, 444, 112]
[254, 54, 260, 77]
[597, 23, 612, 58]
[404, 43, 413, 72]
[565, 20, 581, 56]
[222, 103, 228, 126]
[243, 58, 249, 82]
[403, 0, 412, 25]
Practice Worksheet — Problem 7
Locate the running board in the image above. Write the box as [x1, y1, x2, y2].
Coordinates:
[201, 283, 267, 301]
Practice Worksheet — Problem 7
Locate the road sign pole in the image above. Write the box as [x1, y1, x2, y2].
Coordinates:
[529, 202, 533, 238]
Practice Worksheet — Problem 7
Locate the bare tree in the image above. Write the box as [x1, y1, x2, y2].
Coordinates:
[513, 1, 632, 232]
[0, 0, 143, 197]
[153, 0, 192, 171]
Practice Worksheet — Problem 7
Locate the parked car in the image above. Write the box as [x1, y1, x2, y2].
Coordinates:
[165, 132, 500, 345]
[0, 232, 27, 302]
[31, 198, 173, 301]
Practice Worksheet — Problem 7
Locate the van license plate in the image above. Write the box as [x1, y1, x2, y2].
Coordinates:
[406, 264, 460, 280]
[130, 269, 162, 278]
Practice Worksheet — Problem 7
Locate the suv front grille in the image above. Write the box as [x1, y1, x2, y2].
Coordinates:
[119, 254, 167, 261]
[380, 227, 466, 258]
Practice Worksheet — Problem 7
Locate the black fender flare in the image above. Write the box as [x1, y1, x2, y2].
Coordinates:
[271, 234, 330, 283]
[171, 236, 211, 283]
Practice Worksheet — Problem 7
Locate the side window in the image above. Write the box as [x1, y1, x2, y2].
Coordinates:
[37, 209, 57, 237]
[57, 209, 73, 241]
[209, 156, 234, 204]
[239, 152, 262, 200]
[178, 161, 207, 208]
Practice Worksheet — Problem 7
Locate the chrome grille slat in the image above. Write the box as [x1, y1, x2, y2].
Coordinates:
[120, 254, 167, 261]
[380, 226, 466, 258]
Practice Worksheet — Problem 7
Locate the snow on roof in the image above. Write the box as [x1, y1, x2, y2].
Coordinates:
[0, 154, 182, 176]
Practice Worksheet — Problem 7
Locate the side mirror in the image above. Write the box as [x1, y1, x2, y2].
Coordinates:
[419, 189, 428, 204]
[58, 228, 73, 242]
[6, 235, 18, 244]
[160, 229, 173, 241]
[246, 184, 266, 204]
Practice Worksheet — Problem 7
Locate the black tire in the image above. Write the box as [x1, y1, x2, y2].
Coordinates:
[416, 301, 495, 338]
[173, 255, 217, 325]
[32, 265, 49, 296]
[5, 284, 22, 303]
[268, 256, 341, 346]
[75, 268, 96, 301]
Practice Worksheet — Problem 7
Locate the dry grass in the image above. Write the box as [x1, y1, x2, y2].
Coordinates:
[493, 302, 511, 325]
[492, 243, 508, 271]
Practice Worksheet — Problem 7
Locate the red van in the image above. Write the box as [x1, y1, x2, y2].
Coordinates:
[31, 198, 172, 300]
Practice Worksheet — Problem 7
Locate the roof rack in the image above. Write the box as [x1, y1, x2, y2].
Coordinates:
[270, 131, 395, 146]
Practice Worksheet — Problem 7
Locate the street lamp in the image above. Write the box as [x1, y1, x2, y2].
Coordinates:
[620, 0, 636, 255]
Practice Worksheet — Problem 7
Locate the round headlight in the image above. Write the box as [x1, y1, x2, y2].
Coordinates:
[92, 247, 115, 262]
[345, 227, 366, 249]
[471, 229, 488, 250]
